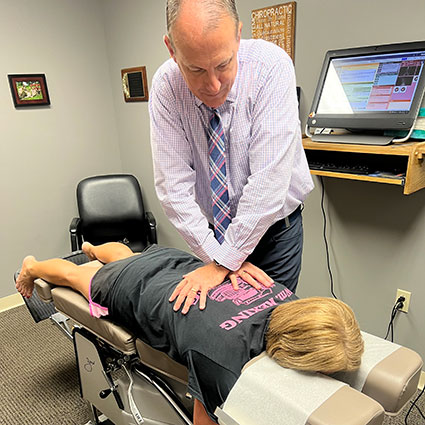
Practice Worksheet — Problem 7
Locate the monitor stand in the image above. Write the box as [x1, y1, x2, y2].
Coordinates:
[311, 133, 394, 146]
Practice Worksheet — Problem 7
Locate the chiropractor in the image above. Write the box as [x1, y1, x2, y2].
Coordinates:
[149, 0, 314, 314]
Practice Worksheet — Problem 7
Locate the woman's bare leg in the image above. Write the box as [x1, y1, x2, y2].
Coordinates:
[16, 256, 101, 300]
[193, 399, 216, 425]
[16, 242, 137, 300]
[82, 241, 137, 264]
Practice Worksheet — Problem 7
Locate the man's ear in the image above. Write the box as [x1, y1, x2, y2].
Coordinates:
[164, 35, 177, 62]
[237, 21, 243, 42]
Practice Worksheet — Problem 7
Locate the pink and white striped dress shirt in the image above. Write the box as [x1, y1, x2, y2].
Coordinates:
[149, 39, 314, 271]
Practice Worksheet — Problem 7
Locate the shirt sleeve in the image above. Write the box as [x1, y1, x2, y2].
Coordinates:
[149, 73, 222, 263]
[213, 53, 304, 270]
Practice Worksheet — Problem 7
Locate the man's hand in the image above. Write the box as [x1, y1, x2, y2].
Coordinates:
[228, 262, 274, 290]
[169, 262, 229, 314]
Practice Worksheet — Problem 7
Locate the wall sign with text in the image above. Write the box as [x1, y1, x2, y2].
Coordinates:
[251, 2, 296, 60]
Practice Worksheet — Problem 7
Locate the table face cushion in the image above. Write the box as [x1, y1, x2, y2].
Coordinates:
[219, 355, 384, 425]
[362, 346, 423, 414]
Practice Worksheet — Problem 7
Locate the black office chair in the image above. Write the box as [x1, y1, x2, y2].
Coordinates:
[69, 174, 157, 253]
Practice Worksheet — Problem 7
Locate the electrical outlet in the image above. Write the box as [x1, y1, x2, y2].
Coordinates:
[395, 289, 411, 313]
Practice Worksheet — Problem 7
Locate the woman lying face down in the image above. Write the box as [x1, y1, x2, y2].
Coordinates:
[16, 241, 364, 425]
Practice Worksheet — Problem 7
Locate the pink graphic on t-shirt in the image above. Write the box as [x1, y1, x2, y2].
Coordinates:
[191, 277, 274, 306]
[209, 278, 274, 306]
[217, 286, 294, 331]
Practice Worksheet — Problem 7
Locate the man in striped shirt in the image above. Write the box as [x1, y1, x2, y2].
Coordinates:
[149, 0, 314, 316]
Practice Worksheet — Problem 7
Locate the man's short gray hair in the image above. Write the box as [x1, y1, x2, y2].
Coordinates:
[166, 0, 239, 41]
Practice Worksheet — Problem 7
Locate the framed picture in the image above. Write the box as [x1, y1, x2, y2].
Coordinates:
[121, 66, 149, 102]
[8, 74, 50, 107]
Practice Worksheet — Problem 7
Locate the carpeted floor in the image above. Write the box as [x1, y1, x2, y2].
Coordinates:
[0, 304, 424, 425]
[0, 305, 91, 425]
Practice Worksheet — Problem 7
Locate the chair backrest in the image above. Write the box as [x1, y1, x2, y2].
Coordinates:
[77, 174, 148, 251]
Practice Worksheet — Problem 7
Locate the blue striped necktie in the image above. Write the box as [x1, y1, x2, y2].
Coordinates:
[208, 109, 231, 244]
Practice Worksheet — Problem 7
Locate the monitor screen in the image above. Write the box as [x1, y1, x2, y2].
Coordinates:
[308, 41, 425, 131]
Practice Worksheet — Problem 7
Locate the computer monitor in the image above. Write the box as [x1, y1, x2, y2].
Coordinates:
[307, 41, 425, 137]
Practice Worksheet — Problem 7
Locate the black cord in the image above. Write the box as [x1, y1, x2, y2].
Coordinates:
[319, 177, 337, 299]
[384, 298, 404, 342]
[384, 304, 398, 341]
[405, 385, 425, 424]
[413, 396, 425, 421]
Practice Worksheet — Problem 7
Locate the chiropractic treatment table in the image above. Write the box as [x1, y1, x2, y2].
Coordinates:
[24, 251, 423, 425]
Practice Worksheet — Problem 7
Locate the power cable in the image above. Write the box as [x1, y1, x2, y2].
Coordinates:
[384, 298, 404, 342]
[319, 177, 337, 299]
[405, 385, 425, 424]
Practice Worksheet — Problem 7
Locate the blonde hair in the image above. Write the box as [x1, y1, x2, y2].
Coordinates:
[266, 297, 364, 374]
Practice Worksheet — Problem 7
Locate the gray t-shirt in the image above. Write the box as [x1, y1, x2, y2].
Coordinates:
[91, 246, 296, 420]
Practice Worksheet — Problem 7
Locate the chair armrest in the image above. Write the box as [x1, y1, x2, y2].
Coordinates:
[69, 217, 81, 233]
[145, 211, 157, 244]
[69, 217, 82, 251]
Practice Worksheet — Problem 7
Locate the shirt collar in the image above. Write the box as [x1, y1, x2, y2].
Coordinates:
[193, 86, 237, 109]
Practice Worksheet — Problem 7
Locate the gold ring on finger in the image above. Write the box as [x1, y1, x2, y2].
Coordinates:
[191, 288, 198, 292]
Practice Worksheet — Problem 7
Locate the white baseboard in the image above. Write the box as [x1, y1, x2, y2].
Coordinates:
[0, 293, 24, 313]
[419, 370, 425, 391]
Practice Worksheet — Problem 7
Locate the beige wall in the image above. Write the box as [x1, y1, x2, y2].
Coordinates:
[2, 0, 425, 361]
[0, 0, 122, 297]
[100, 0, 189, 251]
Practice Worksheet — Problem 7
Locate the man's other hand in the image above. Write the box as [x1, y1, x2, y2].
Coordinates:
[228, 262, 274, 290]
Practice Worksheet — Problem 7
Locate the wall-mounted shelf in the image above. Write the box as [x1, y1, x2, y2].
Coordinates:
[302, 138, 425, 195]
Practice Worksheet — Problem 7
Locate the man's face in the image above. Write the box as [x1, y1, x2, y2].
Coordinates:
[165, 15, 242, 109]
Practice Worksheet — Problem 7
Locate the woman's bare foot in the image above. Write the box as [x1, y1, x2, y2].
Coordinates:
[82, 242, 96, 261]
[16, 256, 37, 298]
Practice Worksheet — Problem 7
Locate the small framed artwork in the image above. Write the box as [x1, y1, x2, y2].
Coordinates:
[121, 66, 149, 102]
[8, 74, 50, 107]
